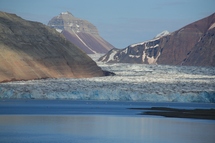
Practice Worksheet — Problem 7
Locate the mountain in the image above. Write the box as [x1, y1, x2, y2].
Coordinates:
[99, 31, 170, 64]
[182, 24, 215, 66]
[48, 12, 115, 54]
[0, 11, 105, 83]
[99, 13, 215, 66]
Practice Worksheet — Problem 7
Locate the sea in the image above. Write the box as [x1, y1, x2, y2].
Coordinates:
[0, 99, 214, 143]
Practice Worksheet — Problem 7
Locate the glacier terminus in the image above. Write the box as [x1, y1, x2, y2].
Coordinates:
[0, 61, 214, 103]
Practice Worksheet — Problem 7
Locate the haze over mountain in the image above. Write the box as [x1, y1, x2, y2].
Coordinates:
[48, 12, 114, 54]
[99, 13, 215, 67]
[0, 11, 105, 83]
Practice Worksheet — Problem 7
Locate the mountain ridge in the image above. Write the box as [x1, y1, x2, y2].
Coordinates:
[99, 13, 215, 66]
[0, 11, 105, 83]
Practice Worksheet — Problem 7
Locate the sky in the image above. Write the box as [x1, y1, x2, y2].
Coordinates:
[0, 0, 214, 48]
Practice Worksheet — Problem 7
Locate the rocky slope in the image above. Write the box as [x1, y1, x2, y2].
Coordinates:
[99, 31, 170, 64]
[99, 13, 215, 66]
[0, 11, 105, 83]
[48, 12, 114, 54]
[182, 28, 215, 66]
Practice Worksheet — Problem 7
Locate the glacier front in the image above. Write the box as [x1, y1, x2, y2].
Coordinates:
[0, 63, 215, 103]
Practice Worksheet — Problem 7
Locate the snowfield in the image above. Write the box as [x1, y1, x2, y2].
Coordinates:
[0, 62, 215, 103]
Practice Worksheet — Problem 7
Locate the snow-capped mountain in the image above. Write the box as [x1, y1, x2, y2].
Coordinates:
[0, 11, 105, 83]
[99, 31, 168, 64]
[99, 13, 215, 66]
[48, 12, 115, 54]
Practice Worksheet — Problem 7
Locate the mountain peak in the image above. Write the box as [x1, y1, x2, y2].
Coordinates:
[0, 11, 105, 82]
[48, 12, 115, 54]
[48, 12, 98, 35]
[154, 30, 170, 39]
[60, 11, 72, 15]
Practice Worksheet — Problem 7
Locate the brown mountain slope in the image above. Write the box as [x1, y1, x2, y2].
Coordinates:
[157, 13, 215, 65]
[0, 11, 104, 83]
[48, 12, 114, 54]
[182, 28, 215, 66]
[99, 13, 215, 66]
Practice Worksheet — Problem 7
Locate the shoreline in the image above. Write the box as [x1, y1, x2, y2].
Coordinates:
[130, 107, 215, 120]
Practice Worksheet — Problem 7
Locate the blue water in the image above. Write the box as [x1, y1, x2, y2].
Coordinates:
[0, 100, 215, 143]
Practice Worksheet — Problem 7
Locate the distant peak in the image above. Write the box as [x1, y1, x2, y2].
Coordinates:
[154, 30, 170, 39]
[60, 11, 73, 16]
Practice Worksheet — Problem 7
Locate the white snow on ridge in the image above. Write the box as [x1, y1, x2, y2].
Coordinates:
[61, 12, 69, 15]
[155, 30, 170, 39]
[0, 63, 215, 103]
[130, 41, 146, 48]
[130, 31, 170, 48]
[130, 37, 160, 48]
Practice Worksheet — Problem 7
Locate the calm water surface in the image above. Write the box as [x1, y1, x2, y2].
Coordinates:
[0, 100, 215, 143]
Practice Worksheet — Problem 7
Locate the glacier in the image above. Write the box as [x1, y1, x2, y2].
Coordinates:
[0, 63, 215, 103]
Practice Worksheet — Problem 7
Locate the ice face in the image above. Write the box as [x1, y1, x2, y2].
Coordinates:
[0, 63, 215, 103]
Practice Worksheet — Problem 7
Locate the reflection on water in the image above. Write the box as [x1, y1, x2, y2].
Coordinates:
[0, 115, 215, 143]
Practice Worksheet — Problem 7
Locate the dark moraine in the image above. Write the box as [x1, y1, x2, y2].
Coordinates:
[130, 107, 215, 120]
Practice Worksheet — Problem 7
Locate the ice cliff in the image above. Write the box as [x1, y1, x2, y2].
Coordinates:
[0, 63, 214, 103]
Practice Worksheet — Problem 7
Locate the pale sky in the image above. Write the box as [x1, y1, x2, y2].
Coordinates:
[0, 0, 214, 48]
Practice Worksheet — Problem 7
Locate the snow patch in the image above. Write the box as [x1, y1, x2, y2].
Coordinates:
[100, 55, 107, 62]
[142, 51, 146, 63]
[55, 29, 62, 33]
[130, 42, 145, 48]
[61, 12, 69, 15]
[69, 23, 73, 27]
[76, 24, 80, 28]
[208, 22, 215, 30]
[122, 48, 128, 54]
[129, 55, 141, 58]
[130, 31, 169, 48]
[154, 30, 170, 39]
[145, 44, 159, 50]
[147, 52, 160, 64]
[130, 38, 160, 48]
[107, 50, 118, 62]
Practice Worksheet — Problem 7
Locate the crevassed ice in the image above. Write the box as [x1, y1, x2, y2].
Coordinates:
[0, 63, 215, 103]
